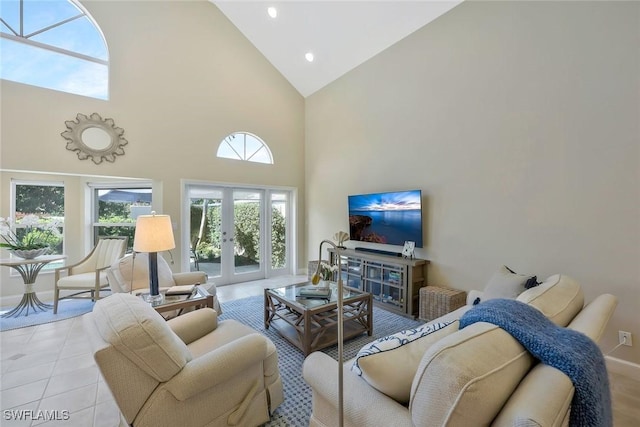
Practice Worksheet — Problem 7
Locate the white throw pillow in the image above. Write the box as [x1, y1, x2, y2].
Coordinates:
[481, 265, 532, 301]
[351, 320, 458, 404]
[114, 253, 175, 293]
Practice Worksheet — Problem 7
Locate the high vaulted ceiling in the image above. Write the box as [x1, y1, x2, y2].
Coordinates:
[212, 1, 463, 97]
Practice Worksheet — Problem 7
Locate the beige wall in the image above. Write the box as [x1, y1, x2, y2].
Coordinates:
[305, 1, 640, 363]
[1, 1, 305, 296]
[1, 0, 638, 366]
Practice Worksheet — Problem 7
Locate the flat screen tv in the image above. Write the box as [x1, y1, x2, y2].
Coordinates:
[348, 190, 423, 248]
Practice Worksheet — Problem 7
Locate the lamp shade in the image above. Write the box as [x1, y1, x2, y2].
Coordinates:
[133, 214, 175, 253]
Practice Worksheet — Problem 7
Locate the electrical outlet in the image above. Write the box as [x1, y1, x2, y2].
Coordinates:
[618, 331, 633, 347]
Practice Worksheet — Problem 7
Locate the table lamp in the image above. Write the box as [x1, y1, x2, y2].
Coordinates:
[133, 212, 175, 304]
[311, 238, 345, 427]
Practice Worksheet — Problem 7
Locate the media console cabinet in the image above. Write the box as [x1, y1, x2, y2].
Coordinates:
[328, 248, 429, 318]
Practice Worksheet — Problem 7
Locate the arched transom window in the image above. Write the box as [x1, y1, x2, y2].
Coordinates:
[0, 0, 109, 99]
[217, 132, 274, 165]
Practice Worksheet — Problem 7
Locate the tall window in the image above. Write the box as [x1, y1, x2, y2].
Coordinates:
[0, 0, 109, 99]
[217, 132, 274, 164]
[11, 180, 65, 270]
[91, 184, 152, 252]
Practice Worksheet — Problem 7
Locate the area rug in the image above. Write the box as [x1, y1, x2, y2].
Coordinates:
[218, 295, 423, 427]
[0, 299, 95, 332]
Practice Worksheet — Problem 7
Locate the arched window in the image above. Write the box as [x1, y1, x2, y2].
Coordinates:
[0, 0, 109, 99]
[217, 132, 274, 164]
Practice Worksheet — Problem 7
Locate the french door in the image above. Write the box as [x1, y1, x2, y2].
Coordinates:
[185, 183, 293, 285]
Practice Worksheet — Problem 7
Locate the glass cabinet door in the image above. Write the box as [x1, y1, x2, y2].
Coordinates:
[340, 255, 363, 290]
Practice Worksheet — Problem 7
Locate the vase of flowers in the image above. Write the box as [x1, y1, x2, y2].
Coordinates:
[0, 215, 62, 259]
[319, 261, 338, 285]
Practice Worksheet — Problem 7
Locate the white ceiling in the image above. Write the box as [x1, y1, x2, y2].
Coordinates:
[212, 1, 463, 97]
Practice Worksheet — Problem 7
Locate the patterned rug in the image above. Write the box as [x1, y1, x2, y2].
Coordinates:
[0, 299, 95, 331]
[218, 295, 423, 426]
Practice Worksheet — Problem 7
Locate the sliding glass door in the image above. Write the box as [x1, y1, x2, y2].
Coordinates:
[186, 184, 293, 285]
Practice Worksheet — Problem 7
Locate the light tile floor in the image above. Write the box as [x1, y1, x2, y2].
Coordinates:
[0, 275, 306, 427]
[1, 274, 638, 426]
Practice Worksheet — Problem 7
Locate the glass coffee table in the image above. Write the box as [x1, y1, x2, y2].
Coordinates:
[140, 285, 214, 319]
[264, 281, 372, 355]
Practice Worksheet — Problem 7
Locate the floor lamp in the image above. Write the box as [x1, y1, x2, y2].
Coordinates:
[311, 239, 344, 427]
[133, 212, 175, 305]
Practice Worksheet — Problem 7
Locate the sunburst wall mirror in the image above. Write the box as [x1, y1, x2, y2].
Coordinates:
[61, 113, 128, 164]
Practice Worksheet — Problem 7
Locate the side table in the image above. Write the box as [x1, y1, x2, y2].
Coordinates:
[142, 285, 215, 320]
[419, 285, 467, 322]
[0, 255, 67, 317]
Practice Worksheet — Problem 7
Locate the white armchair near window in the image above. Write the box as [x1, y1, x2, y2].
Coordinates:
[53, 236, 127, 314]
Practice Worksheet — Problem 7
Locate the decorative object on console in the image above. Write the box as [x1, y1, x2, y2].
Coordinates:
[133, 212, 175, 305]
[333, 231, 349, 249]
[402, 241, 415, 259]
[60, 112, 128, 164]
[311, 237, 345, 427]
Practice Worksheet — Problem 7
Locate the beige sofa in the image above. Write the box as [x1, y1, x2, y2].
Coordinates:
[84, 293, 283, 427]
[303, 274, 617, 427]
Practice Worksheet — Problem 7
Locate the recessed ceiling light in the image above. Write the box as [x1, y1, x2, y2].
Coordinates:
[267, 7, 277, 18]
[305, 52, 314, 62]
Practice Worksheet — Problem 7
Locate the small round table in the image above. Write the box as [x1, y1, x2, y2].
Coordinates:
[0, 255, 66, 317]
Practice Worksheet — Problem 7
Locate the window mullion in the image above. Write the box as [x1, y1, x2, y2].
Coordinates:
[0, 33, 108, 66]
[24, 13, 85, 39]
[19, 0, 23, 37]
[0, 18, 19, 36]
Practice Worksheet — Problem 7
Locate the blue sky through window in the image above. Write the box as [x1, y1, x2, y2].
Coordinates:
[0, 0, 108, 99]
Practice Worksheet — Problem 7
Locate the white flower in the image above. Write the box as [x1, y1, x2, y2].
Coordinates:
[20, 214, 41, 227]
[0, 215, 62, 252]
[319, 262, 338, 280]
[0, 222, 10, 236]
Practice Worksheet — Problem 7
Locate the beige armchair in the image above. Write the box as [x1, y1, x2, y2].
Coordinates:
[106, 252, 221, 314]
[84, 293, 284, 427]
[53, 236, 127, 314]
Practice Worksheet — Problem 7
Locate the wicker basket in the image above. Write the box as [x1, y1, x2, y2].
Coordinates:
[419, 286, 467, 321]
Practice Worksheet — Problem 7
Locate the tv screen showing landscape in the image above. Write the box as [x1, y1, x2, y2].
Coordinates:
[348, 190, 423, 248]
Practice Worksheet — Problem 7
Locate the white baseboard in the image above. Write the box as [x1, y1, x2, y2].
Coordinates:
[606, 356, 640, 381]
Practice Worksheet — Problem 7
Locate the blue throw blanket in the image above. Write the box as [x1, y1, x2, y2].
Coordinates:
[460, 299, 612, 427]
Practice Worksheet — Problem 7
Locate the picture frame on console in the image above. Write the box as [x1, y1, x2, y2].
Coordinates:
[402, 241, 415, 259]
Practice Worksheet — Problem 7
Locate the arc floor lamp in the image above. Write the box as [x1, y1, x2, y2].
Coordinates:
[311, 238, 345, 427]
